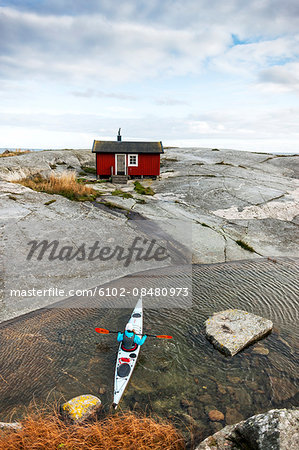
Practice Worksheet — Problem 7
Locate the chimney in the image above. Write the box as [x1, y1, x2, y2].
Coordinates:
[117, 128, 122, 142]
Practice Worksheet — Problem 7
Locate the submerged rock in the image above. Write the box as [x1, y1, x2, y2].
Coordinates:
[269, 376, 297, 403]
[225, 407, 244, 425]
[253, 345, 269, 355]
[196, 408, 299, 449]
[204, 309, 273, 356]
[61, 394, 101, 423]
[208, 410, 225, 421]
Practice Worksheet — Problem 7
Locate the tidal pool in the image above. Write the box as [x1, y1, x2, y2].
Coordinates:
[0, 258, 298, 446]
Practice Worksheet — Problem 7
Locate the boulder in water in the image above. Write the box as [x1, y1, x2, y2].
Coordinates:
[204, 309, 273, 356]
[196, 408, 299, 449]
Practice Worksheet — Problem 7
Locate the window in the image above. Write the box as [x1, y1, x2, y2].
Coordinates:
[128, 154, 138, 166]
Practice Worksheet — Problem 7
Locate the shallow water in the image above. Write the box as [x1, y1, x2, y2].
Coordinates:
[0, 258, 298, 445]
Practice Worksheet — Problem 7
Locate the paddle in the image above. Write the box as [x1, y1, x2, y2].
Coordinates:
[95, 327, 172, 339]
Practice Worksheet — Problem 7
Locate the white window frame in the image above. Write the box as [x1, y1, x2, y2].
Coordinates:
[128, 154, 138, 167]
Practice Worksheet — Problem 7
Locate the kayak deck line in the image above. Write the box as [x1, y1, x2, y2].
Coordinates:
[112, 297, 143, 409]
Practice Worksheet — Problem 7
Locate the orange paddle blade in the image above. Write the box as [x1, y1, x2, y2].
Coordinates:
[156, 335, 172, 339]
[95, 328, 110, 334]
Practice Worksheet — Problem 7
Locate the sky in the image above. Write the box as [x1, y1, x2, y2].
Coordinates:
[0, 0, 299, 152]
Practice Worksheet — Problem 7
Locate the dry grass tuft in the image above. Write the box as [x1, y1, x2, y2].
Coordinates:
[0, 149, 31, 158]
[17, 171, 98, 201]
[0, 410, 185, 450]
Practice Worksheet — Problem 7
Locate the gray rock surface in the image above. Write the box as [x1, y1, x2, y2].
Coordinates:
[1, 147, 298, 322]
[196, 408, 299, 450]
[204, 309, 273, 356]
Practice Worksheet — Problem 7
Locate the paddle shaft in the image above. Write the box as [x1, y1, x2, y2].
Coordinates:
[95, 328, 172, 339]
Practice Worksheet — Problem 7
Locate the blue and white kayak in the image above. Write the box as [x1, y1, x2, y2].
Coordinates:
[112, 297, 143, 409]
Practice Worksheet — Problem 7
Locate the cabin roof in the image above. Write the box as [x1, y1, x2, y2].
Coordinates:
[92, 140, 164, 154]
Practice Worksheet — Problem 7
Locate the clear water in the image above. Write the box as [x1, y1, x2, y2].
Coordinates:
[0, 258, 298, 445]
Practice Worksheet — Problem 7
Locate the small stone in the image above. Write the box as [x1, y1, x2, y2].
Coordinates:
[61, 394, 101, 423]
[99, 387, 106, 395]
[226, 386, 235, 395]
[245, 380, 259, 391]
[227, 375, 241, 384]
[198, 393, 213, 403]
[226, 407, 244, 425]
[208, 409, 225, 421]
[217, 384, 227, 395]
[253, 346, 269, 355]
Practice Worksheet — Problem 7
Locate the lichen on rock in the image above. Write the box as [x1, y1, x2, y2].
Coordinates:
[61, 394, 101, 423]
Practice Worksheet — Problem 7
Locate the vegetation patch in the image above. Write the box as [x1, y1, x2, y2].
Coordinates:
[8, 195, 17, 201]
[211, 148, 220, 151]
[44, 199, 56, 206]
[0, 149, 31, 158]
[49, 164, 57, 169]
[81, 166, 97, 175]
[0, 410, 185, 450]
[17, 172, 98, 202]
[77, 177, 88, 183]
[77, 178, 106, 187]
[111, 189, 133, 199]
[236, 240, 255, 253]
[134, 181, 155, 196]
[136, 198, 146, 204]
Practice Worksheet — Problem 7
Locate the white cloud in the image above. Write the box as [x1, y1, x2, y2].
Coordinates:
[257, 62, 299, 93]
[0, 1, 298, 152]
[212, 36, 299, 76]
[0, 6, 230, 82]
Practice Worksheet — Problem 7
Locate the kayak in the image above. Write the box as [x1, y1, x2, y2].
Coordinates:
[112, 297, 143, 409]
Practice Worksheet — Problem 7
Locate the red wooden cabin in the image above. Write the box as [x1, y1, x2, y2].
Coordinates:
[92, 131, 164, 181]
